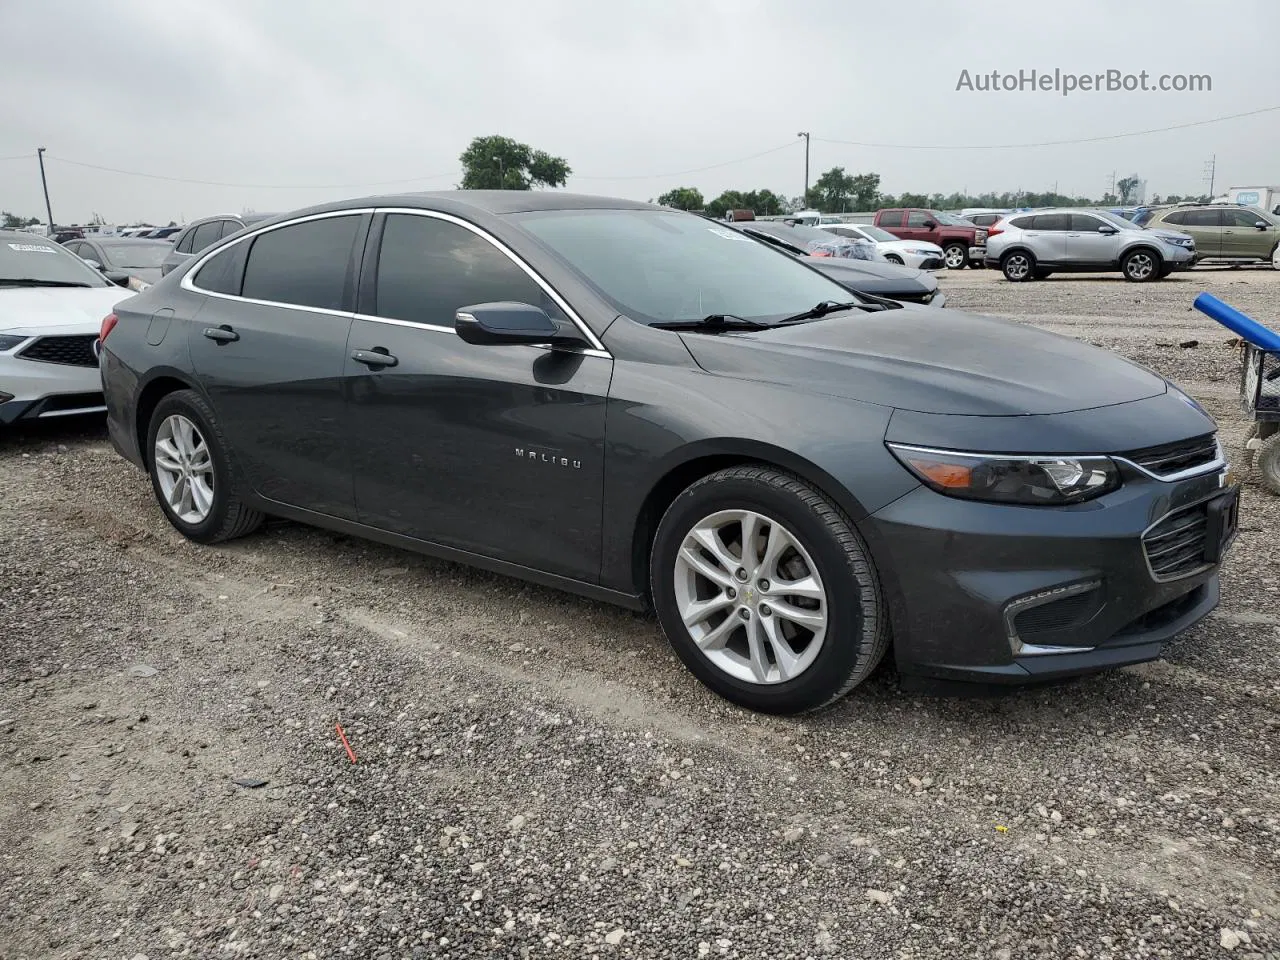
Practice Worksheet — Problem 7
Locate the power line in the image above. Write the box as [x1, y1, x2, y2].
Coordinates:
[42, 155, 459, 190]
[0, 154, 31, 162]
[815, 104, 1280, 150]
[572, 141, 798, 180]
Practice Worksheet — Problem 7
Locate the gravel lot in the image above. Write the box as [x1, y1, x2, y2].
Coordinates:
[2, 267, 1278, 960]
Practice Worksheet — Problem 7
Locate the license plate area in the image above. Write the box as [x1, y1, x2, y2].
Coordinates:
[1203, 485, 1240, 564]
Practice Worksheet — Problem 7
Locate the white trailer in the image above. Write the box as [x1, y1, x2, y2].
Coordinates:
[1227, 186, 1280, 215]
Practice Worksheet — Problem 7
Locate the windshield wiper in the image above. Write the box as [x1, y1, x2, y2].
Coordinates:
[0, 278, 94, 288]
[777, 300, 879, 324]
[651, 314, 773, 332]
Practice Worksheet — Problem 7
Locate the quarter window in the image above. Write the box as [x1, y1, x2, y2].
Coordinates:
[191, 221, 225, 253]
[373, 214, 557, 327]
[241, 215, 361, 311]
[1009, 216, 1033, 229]
[175, 229, 196, 254]
[193, 246, 243, 296]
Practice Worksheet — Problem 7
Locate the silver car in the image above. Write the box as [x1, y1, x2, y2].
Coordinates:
[985, 209, 1196, 282]
[159, 213, 275, 277]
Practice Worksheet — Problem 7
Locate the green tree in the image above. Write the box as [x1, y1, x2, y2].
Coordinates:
[705, 188, 790, 219]
[1116, 175, 1142, 205]
[896, 193, 930, 208]
[2, 211, 40, 229]
[657, 187, 704, 210]
[459, 135, 571, 190]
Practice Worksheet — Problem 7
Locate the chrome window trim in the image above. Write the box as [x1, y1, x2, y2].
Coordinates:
[889, 442, 1225, 484]
[181, 206, 611, 356]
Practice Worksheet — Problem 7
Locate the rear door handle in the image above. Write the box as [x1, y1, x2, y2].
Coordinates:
[202, 324, 239, 343]
[351, 348, 398, 368]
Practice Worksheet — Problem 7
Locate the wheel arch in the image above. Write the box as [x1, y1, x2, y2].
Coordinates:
[627, 439, 867, 601]
[1119, 243, 1165, 268]
[134, 370, 202, 465]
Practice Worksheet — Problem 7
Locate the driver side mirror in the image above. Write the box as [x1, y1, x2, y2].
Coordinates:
[921, 220, 937, 229]
[1255, 221, 1269, 230]
[81, 257, 102, 270]
[1098, 225, 1118, 234]
[454, 301, 584, 347]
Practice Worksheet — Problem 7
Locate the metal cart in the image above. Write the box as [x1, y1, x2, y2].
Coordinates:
[1241, 342, 1280, 494]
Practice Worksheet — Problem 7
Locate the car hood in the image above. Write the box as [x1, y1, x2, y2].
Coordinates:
[0, 285, 132, 335]
[802, 256, 937, 296]
[1147, 227, 1194, 243]
[680, 306, 1167, 416]
[881, 239, 943, 254]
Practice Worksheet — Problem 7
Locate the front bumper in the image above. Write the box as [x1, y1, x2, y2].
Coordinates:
[0, 347, 105, 424]
[859, 464, 1232, 691]
[968, 245, 986, 262]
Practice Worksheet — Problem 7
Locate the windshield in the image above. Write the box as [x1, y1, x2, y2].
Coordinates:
[0, 237, 109, 286]
[858, 225, 899, 242]
[1092, 210, 1142, 231]
[99, 242, 169, 269]
[516, 209, 863, 326]
[931, 212, 971, 226]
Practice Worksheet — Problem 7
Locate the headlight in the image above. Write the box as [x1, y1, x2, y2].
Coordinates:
[888, 444, 1120, 505]
[1163, 236, 1193, 247]
[0, 334, 28, 351]
[909, 248, 935, 256]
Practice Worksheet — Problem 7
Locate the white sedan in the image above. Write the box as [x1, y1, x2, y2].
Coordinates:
[1, 232, 131, 425]
[820, 224, 946, 270]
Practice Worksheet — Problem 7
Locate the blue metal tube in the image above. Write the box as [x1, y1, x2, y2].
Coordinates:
[1192, 292, 1280, 350]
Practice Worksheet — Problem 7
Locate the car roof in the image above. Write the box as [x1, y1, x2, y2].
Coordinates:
[260, 191, 658, 226]
[93, 237, 172, 246]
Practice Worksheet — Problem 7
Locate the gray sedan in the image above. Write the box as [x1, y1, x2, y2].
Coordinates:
[98, 191, 1235, 713]
[63, 237, 171, 285]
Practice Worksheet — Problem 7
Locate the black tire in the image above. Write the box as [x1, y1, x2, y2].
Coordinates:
[1033, 267, 1054, 280]
[1121, 248, 1161, 282]
[942, 243, 968, 270]
[1001, 250, 1035, 282]
[1257, 433, 1280, 496]
[1158, 265, 1175, 279]
[146, 389, 264, 544]
[884, 254, 904, 265]
[1242, 422, 1260, 471]
[649, 465, 889, 714]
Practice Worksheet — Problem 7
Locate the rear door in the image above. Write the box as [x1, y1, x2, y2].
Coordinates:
[343, 210, 613, 581]
[1221, 207, 1274, 258]
[1064, 213, 1112, 265]
[876, 210, 906, 238]
[1176, 209, 1223, 257]
[186, 212, 368, 518]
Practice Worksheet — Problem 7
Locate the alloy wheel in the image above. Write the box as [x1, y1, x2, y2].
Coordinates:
[154, 414, 215, 524]
[672, 509, 827, 685]
[1003, 253, 1031, 280]
[1126, 251, 1155, 280]
[944, 245, 967, 269]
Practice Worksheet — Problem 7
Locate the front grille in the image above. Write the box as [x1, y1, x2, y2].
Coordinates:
[17, 334, 99, 367]
[896, 290, 935, 304]
[1122, 433, 1218, 477]
[1143, 504, 1210, 581]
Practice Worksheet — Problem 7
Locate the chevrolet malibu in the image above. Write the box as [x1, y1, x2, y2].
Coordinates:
[99, 192, 1238, 713]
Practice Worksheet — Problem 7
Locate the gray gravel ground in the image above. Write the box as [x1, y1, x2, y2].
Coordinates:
[2, 267, 1278, 960]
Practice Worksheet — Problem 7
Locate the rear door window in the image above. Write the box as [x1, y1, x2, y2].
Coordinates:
[1009, 216, 1033, 229]
[878, 211, 905, 227]
[1182, 210, 1222, 227]
[240, 215, 361, 311]
[1032, 214, 1071, 231]
[373, 213, 557, 327]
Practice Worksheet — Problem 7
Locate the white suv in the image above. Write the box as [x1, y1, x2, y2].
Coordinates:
[985, 209, 1196, 282]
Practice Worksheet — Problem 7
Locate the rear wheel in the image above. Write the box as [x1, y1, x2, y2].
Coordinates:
[650, 466, 888, 714]
[1001, 250, 1035, 282]
[943, 243, 968, 270]
[146, 390, 264, 544]
[1122, 248, 1160, 282]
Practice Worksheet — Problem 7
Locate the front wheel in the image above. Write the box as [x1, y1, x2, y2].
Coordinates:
[650, 466, 888, 714]
[147, 390, 264, 544]
[942, 243, 968, 270]
[1122, 248, 1160, 282]
[1001, 250, 1035, 282]
[884, 254, 904, 265]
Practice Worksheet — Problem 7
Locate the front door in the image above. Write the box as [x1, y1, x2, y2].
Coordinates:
[344, 211, 613, 582]
[1064, 213, 1113, 266]
[1221, 208, 1274, 258]
[186, 212, 367, 519]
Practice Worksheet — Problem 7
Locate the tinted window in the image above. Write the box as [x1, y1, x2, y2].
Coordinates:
[906, 211, 932, 227]
[879, 211, 905, 227]
[175, 228, 196, 254]
[193, 245, 243, 296]
[191, 221, 225, 253]
[219, 219, 244, 239]
[1069, 214, 1103, 231]
[826, 227, 857, 238]
[1031, 214, 1070, 231]
[1182, 209, 1221, 227]
[375, 214, 554, 327]
[1009, 216, 1033, 229]
[1224, 208, 1266, 227]
[1161, 211, 1186, 225]
[241, 215, 360, 310]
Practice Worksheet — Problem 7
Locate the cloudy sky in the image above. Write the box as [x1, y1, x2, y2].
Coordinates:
[2, 0, 1278, 225]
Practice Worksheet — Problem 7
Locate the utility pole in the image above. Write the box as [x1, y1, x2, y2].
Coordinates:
[492, 155, 505, 189]
[1107, 170, 1117, 200]
[36, 147, 55, 235]
[796, 132, 810, 205]
[1203, 155, 1216, 199]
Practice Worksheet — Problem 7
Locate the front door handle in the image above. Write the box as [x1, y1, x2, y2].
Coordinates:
[202, 324, 239, 343]
[351, 347, 398, 368]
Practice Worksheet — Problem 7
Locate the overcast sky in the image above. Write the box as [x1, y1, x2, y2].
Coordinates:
[2, 0, 1278, 225]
